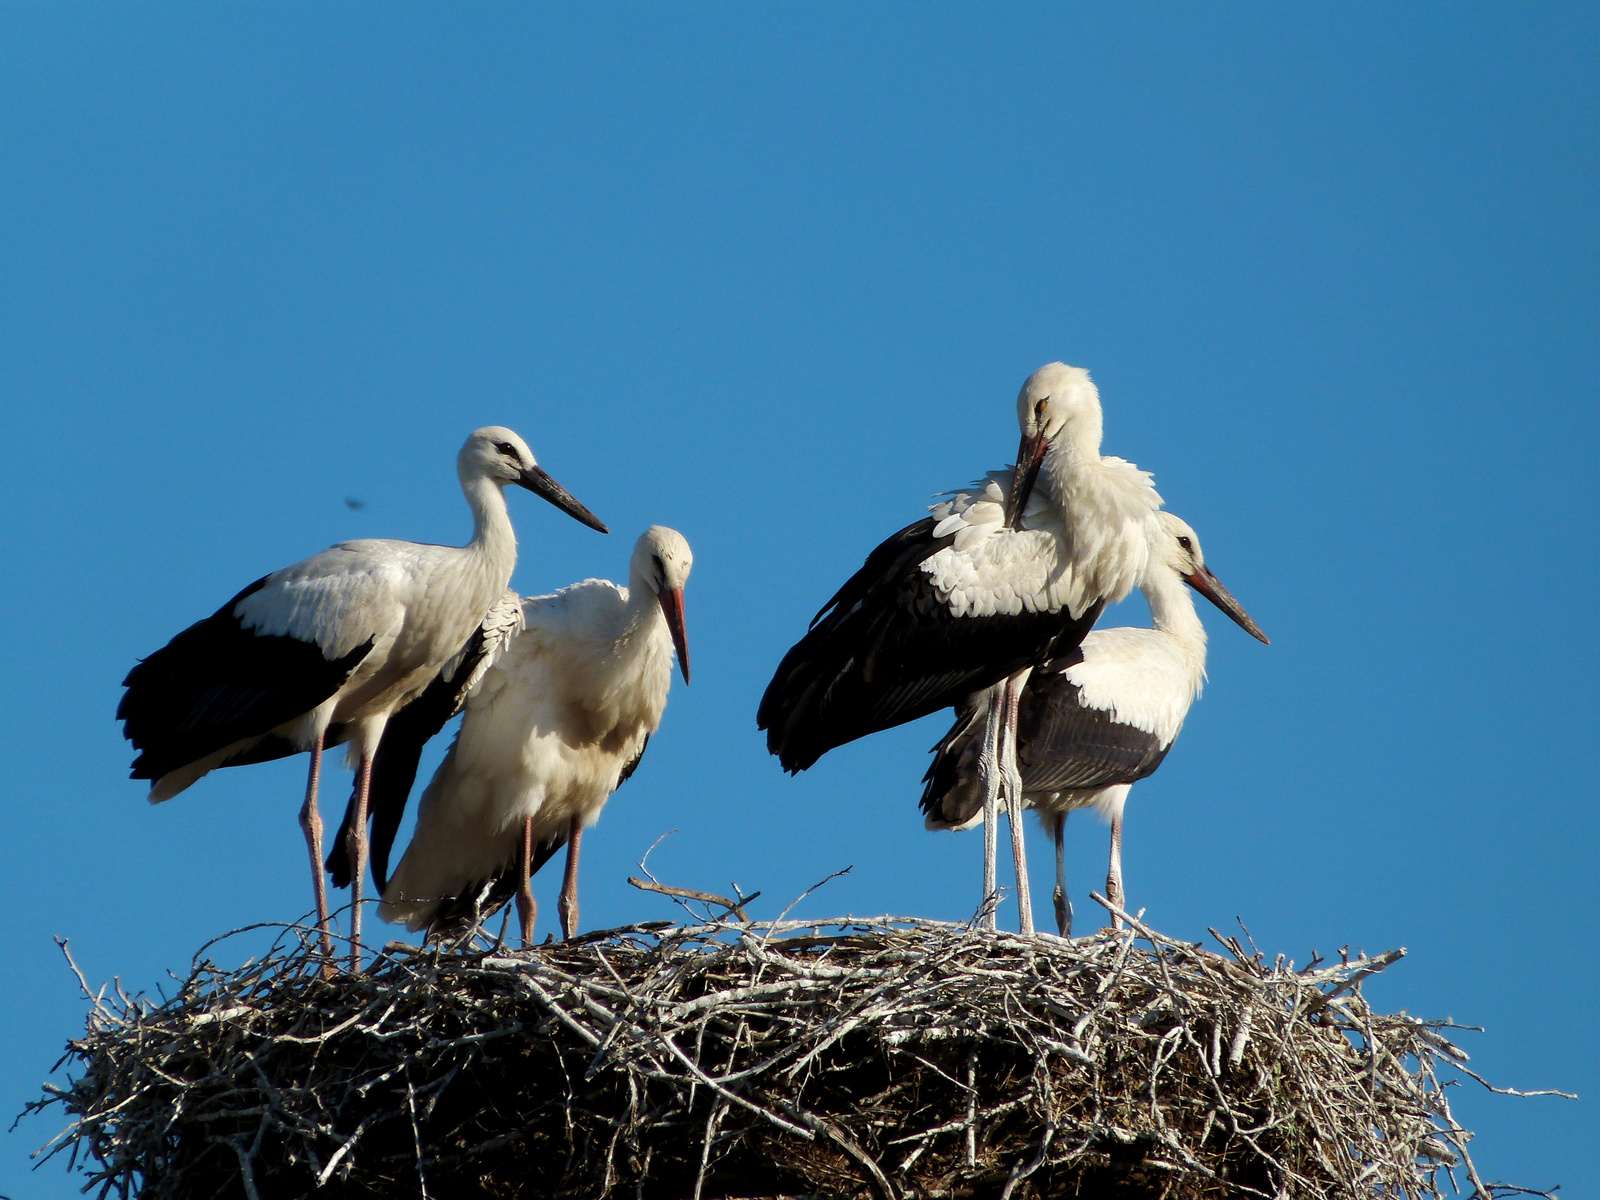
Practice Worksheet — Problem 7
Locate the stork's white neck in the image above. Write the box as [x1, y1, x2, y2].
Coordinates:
[1141, 564, 1208, 691]
[624, 560, 665, 638]
[462, 473, 518, 582]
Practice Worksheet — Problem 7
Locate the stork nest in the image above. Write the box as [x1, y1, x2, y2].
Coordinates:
[26, 904, 1551, 1200]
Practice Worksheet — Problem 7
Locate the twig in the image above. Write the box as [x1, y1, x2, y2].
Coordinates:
[25, 895, 1562, 1199]
[627, 877, 758, 921]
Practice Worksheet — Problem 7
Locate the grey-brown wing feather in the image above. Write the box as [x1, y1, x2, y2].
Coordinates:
[1017, 672, 1173, 793]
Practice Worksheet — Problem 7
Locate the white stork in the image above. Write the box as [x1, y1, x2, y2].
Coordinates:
[378, 526, 692, 946]
[325, 587, 527, 898]
[759, 363, 1161, 932]
[118, 427, 608, 968]
[922, 511, 1268, 935]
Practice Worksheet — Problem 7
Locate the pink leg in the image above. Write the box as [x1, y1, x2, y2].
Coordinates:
[1107, 808, 1126, 929]
[1052, 810, 1072, 938]
[977, 686, 1005, 929]
[1000, 669, 1034, 935]
[558, 817, 583, 941]
[516, 816, 537, 949]
[298, 732, 336, 962]
[344, 754, 373, 972]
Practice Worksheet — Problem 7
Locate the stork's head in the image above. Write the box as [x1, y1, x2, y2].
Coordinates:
[633, 526, 693, 684]
[458, 426, 609, 533]
[1007, 363, 1104, 527]
[1153, 512, 1269, 643]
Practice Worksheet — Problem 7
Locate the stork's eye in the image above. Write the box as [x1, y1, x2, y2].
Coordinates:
[1035, 398, 1048, 418]
[494, 441, 518, 459]
[1177, 536, 1193, 552]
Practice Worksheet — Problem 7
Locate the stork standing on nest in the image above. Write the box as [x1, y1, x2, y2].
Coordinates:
[758, 363, 1162, 932]
[325, 587, 527, 898]
[379, 526, 692, 945]
[118, 428, 608, 968]
[922, 511, 1268, 936]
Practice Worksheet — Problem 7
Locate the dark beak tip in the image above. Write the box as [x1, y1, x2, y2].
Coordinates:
[1188, 569, 1268, 645]
[519, 465, 609, 534]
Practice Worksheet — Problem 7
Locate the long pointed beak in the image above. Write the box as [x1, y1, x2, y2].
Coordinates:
[657, 586, 690, 685]
[1186, 566, 1270, 644]
[1003, 429, 1049, 529]
[518, 465, 609, 533]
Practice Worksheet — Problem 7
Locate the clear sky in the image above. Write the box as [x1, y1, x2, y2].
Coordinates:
[1, 5, 1594, 1194]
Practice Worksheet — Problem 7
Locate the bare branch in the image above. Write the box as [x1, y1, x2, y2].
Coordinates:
[25, 889, 1562, 1198]
[626, 877, 758, 921]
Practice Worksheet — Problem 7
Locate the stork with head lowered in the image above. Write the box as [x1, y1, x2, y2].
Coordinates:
[759, 364, 1162, 932]
[922, 511, 1269, 935]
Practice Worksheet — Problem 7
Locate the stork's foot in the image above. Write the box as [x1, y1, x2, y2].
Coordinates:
[559, 817, 583, 941]
[558, 891, 579, 942]
[1053, 883, 1072, 938]
[517, 893, 537, 950]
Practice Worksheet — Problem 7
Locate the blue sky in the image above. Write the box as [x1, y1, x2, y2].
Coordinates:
[1, 5, 1594, 1194]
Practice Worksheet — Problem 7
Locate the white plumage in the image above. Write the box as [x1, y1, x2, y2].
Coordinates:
[925, 458, 1160, 623]
[119, 426, 608, 967]
[381, 526, 693, 944]
[761, 362, 1165, 934]
[923, 511, 1268, 936]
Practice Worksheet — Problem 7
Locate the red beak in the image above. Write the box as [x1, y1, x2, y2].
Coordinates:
[657, 586, 690, 685]
[1004, 428, 1049, 529]
[1185, 566, 1270, 644]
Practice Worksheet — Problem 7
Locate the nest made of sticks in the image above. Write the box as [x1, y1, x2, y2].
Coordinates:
[27, 902, 1550, 1200]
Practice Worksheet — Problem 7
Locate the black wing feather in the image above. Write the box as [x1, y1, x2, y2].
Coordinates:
[1014, 671, 1172, 793]
[118, 577, 372, 782]
[758, 518, 1103, 773]
[423, 834, 567, 937]
[616, 732, 650, 787]
[920, 645, 1172, 826]
[918, 690, 990, 827]
[326, 620, 500, 892]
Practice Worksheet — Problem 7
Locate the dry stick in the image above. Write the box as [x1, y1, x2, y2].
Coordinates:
[761, 867, 854, 946]
[804, 1114, 900, 1200]
[405, 1071, 430, 1200]
[54, 939, 119, 1026]
[998, 1062, 1056, 1200]
[1093, 893, 1307, 1197]
[31, 903, 1562, 1198]
[964, 1049, 978, 1168]
[627, 877, 759, 921]
[632, 828, 723, 928]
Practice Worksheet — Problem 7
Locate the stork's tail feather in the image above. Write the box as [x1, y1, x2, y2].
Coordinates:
[920, 694, 991, 830]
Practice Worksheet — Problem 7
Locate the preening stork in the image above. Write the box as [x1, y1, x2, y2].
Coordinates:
[758, 363, 1162, 932]
[922, 511, 1268, 936]
[378, 526, 692, 946]
[118, 428, 608, 968]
